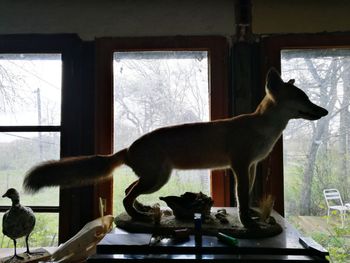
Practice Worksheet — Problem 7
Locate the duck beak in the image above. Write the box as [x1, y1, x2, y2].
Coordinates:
[2, 193, 8, 198]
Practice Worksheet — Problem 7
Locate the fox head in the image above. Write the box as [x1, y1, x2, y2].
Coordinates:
[265, 68, 328, 120]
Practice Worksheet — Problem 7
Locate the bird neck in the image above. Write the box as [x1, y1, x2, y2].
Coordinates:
[12, 198, 20, 206]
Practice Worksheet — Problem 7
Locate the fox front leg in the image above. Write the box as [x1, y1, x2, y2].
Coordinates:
[232, 163, 258, 228]
[248, 162, 262, 218]
[249, 162, 257, 194]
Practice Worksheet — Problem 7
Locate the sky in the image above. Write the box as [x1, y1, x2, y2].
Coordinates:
[0, 54, 61, 143]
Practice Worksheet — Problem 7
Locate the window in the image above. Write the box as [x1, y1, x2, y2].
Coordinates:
[281, 49, 350, 219]
[0, 34, 88, 244]
[262, 34, 350, 262]
[281, 49, 350, 262]
[113, 51, 210, 214]
[95, 37, 230, 215]
[0, 36, 229, 245]
[0, 53, 61, 247]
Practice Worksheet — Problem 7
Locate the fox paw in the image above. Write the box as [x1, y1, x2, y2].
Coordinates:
[128, 210, 154, 222]
[133, 200, 153, 213]
[239, 213, 260, 229]
[249, 208, 261, 218]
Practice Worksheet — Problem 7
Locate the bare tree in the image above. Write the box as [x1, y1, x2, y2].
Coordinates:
[112, 53, 211, 200]
[114, 56, 208, 150]
[337, 59, 350, 200]
[299, 57, 339, 215]
[0, 64, 25, 114]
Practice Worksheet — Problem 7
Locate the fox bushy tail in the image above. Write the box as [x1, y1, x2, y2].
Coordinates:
[23, 149, 128, 193]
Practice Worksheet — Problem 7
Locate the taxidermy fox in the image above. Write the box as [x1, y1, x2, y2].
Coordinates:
[23, 68, 328, 228]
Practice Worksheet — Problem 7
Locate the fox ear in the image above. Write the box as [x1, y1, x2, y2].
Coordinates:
[266, 68, 283, 95]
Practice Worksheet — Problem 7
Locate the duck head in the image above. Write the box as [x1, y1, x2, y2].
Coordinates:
[2, 188, 20, 204]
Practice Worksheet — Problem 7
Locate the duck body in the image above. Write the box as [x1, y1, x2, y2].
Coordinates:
[2, 203, 35, 240]
[2, 188, 36, 259]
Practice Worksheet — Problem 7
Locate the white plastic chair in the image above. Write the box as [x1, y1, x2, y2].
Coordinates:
[323, 188, 350, 227]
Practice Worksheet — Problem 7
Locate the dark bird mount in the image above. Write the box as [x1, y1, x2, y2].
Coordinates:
[2, 188, 36, 261]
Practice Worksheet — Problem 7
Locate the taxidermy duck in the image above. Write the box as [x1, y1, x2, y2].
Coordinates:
[2, 188, 36, 260]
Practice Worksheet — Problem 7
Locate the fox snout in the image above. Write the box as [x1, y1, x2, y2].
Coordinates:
[297, 102, 328, 120]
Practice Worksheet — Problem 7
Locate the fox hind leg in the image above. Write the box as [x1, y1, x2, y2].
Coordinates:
[125, 180, 138, 195]
[124, 180, 154, 214]
[123, 180, 152, 219]
[123, 166, 171, 220]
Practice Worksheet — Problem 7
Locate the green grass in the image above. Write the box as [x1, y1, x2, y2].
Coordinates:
[288, 215, 350, 263]
[0, 213, 58, 248]
[0, 169, 59, 248]
[0, 170, 59, 207]
[312, 225, 350, 262]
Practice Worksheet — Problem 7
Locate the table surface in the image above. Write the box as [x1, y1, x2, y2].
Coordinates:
[88, 208, 329, 262]
[0, 247, 56, 262]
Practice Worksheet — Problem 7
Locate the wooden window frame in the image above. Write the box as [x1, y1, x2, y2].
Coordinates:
[261, 33, 350, 216]
[0, 34, 94, 243]
[94, 36, 231, 216]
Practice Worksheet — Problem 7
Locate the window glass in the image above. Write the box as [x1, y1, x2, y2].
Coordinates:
[0, 53, 61, 247]
[0, 132, 60, 206]
[282, 49, 350, 259]
[0, 213, 58, 247]
[113, 51, 210, 214]
[0, 54, 61, 126]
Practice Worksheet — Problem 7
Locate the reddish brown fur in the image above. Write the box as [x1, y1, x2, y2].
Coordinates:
[23, 69, 328, 228]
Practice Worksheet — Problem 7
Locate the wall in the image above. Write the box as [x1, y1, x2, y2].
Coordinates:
[1, 0, 350, 39]
[253, 0, 350, 34]
[0, 0, 350, 40]
[0, 0, 235, 40]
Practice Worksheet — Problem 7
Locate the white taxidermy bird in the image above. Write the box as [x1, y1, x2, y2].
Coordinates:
[2, 188, 36, 260]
